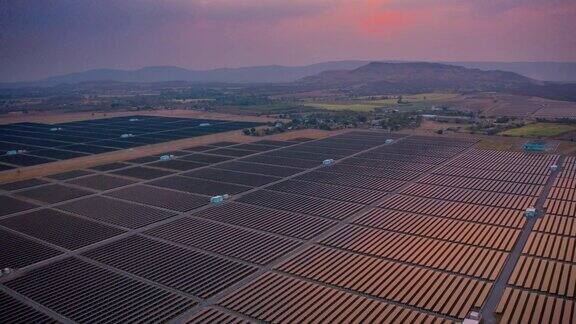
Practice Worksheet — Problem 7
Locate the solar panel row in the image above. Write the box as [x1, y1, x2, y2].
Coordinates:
[218, 272, 451, 324]
[1, 130, 568, 323]
[328, 144, 557, 321]
[355, 208, 520, 251]
[0, 290, 57, 323]
[5, 258, 197, 323]
[0, 115, 263, 169]
[322, 225, 507, 280]
[492, 153, 571, 323]
[276, 245, 492, 319]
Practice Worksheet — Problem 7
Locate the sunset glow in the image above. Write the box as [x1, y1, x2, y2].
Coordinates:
[1, 0, 575, 81]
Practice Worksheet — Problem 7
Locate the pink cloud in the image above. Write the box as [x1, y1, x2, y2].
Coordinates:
[1, 0, 575, 81]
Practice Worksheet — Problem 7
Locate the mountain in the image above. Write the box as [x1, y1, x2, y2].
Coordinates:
[299, 62, 539, 92]
[192, 61, 369, 83]
[2, 60, 575, 89]
[37, 66, 193, 85]
[0, 61, 369, 88]
[447, 62, 576, 83]
[297, 62, 576, 101]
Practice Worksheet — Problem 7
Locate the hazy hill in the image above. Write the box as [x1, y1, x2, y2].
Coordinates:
[299, 62, 539, 93]
[451, 62, 576, 83]
[2, 61, 576, 89]
[297, 62, 576, 101]
[2, 61, 368, 88]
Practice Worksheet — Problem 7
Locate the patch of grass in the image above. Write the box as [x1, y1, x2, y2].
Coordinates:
[302, 103, 380, 112]
[213, 103, 317, 116]
[305, 93, 458, 112]
[476, 138, 516, 151]
[404, 93, 458, 101]
[361, 98, 398, 105]
[499, 123, 576, 137]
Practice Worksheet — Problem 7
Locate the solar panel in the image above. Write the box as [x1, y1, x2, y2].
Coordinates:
[111, 166, 174, 180]
[2, 131, 554, 322]
[46, 169, 94, 180]
[213, 161, 304, 177]
[90, 140, 142, 149]
[0, 291, 57, 324]
[185, 308, 252, 324]
[0, 154, 57, 167]
[148, 159, 206, 171]
[146, 218, 300, 264]
[231, 143, 278, 152]
[0, 196, 39, 216]
[192, 202, 336, 239]
[0, 228, 62, 268]
[67, 174, 136, 191]
[181, 145, 217, 152]
[183, 168, 280, 186]
[58, 144, 118, 154]
[206, 148, 256, 157]
[0, 178, 49, 191]
[5, 258, 196, 323]
[83, 235, 257, 298]
[241, 155, 319, 168]
[150, 176, 252, 196]
[0, 117, 264, 167]
[27, 149, 89, 160]
[58, 196, 176, 229]
[180, 153, 233, 164]
[238, 190, 364, 220]
[89, 162, 132, 171]
[0, 209, 124, 250]
[267, 179, 388, 204]
[106, 185, 208, 212]
[16, 184, 93, 204]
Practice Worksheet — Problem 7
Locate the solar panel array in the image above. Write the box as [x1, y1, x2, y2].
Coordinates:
[0, 115, 262, 170]
[0, 130, 569, 323]
[495, 156, 576, 323]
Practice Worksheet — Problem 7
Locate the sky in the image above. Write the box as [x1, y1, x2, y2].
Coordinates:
[1, 0, 575, 82]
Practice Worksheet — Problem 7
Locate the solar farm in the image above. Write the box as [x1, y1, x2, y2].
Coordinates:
[0, 128, 574, 323]
[0, 115, 262, 169]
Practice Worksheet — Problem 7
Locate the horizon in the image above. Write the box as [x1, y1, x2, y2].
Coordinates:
[2, 0, 576, 82]
[5, 59, 576, 84]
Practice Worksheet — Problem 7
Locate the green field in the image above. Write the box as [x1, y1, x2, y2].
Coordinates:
[304, 93, 458, 112]
[397, 93, 458, 102]
[302, 102, 382, 112]
[499, 123, 576, 137]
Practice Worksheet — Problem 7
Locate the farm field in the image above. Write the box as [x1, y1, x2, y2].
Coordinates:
[302, 102, 382, 111]
[444, 92, 576, 118]
[304, 92, 458, 111]
[370, 92, 458, 103]
[499, 123, 576, 138]
[0, 129, 572, 323]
